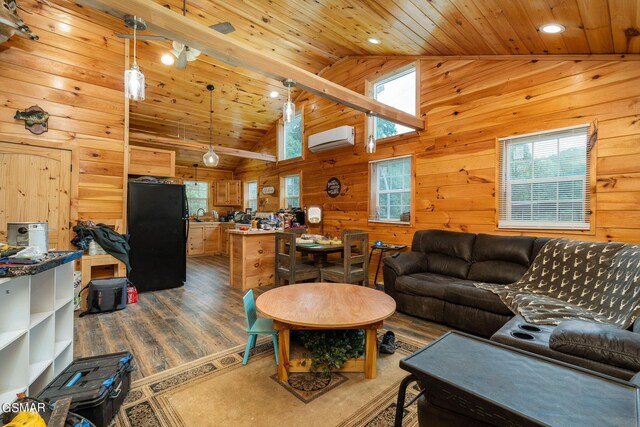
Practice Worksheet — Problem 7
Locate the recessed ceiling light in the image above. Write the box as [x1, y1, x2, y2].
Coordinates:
[367, 37, 381, 45]
[539, 23, 566, 34]
[269, 90, 279, 98]
[161, 53, 175, 65]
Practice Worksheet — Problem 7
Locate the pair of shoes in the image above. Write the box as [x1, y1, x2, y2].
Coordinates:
[379, 331, 396, 354]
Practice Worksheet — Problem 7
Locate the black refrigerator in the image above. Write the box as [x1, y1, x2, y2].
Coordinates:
[127, 182, 188, 292]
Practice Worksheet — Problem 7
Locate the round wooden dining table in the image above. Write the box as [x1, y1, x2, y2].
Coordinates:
[256, 283, 396, 381]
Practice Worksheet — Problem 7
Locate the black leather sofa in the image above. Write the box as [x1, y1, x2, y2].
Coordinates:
[382, 230, 549, 337]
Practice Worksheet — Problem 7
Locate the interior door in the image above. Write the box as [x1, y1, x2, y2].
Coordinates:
[0, 143, 72, 250]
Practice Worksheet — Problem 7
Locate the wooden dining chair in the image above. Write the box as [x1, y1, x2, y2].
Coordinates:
[320, 232, 369, 286]
[243, 290, 278, 365]
[275, 232, 320, 286]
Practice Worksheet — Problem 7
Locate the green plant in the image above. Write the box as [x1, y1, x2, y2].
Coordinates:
[298, 329, 365, 376]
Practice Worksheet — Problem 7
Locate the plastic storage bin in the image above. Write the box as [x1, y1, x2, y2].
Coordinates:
[37, 351, 134, 427]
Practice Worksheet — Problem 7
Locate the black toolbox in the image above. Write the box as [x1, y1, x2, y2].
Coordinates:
[37, 351, 134, 427]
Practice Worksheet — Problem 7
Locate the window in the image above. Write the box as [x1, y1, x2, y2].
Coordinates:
[498, 125, 590, 230]
[184, 180, 208, 216]
[283, 174, 300, 208]
[369, 64, 417, 140]
[278, 110, 303, 161]
[369, 156, 412, 223]
[246, 180, 258, 211]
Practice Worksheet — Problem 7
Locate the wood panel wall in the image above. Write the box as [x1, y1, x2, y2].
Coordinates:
[236, 57, 640, 252]
[0, 0, 125, 227]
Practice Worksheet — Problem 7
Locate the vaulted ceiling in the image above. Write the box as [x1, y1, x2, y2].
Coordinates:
[129, 0, 640, 169]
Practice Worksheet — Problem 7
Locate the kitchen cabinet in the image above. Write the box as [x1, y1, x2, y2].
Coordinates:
[187, 226, 205, 256]
[129, 146, 176, 177]
[219, 223, 233, 255]
[215, 180, 242, 206]
[188, 223, 224, 256]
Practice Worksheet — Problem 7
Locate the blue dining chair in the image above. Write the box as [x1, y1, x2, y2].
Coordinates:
[242, 289, 279, 365]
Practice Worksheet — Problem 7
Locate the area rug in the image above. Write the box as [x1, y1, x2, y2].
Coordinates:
[115, 332, 429, 427]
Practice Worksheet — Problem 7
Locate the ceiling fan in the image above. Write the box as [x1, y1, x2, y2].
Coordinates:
[115, 0, 235, 70]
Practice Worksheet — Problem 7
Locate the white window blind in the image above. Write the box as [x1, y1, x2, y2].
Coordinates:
[247, 181, 258, 211]
[369, 156, 412, 222]
[284, 174, 300, 208]
[498, 124, 590, 230]
[184, 180, 208, 216]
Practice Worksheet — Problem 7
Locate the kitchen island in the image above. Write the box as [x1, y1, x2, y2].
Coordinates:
[228, 229, 278, 290]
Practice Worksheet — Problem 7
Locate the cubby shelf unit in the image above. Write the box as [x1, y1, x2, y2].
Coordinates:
[0, 261, 75, 412]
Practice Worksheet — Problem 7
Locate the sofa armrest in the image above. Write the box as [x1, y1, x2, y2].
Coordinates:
[383, 252, 428, 277]
[633, 317, 640, 334]
[550, 320, 640, 372]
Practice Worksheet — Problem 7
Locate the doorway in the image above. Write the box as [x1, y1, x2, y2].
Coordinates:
[0, 142, 72, 250]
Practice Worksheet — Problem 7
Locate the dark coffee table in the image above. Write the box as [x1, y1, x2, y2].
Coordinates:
[396, 331, 640, 427]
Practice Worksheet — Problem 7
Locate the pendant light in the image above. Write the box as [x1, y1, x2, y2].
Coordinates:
[202, 84, 220, 167]
[282, 79, 296, 123]
[123, 15, 146, 101]
[193, 163, 198, 186]
[366, 112, 376, 153]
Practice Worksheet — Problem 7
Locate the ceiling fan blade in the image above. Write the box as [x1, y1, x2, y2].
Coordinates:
[115, 33, 167, 40]
[176, 48, 188, 69]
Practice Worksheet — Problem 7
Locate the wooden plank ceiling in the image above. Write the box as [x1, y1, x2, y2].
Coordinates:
[129, 0, 640, 168]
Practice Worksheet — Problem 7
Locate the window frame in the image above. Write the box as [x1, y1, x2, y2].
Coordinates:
[365, 62, 420, 145]
[184, 179, 210, 216]
[496, 124, 595, 233]
[368, 155, 414, 225]
[280, 172, 301, 209]
[245, 180, 258, 211]
[277, 105, 305, 163]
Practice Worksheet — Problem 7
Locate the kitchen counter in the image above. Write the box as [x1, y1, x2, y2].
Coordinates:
[188, 222, 234, 256]
[229, 229, 277, 290]
[227, 228, 279, 235]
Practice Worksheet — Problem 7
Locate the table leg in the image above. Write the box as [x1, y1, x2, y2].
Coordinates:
[313, 253, 329, 268]
[277, 328, 290, 382]
[364, 328, 378, 379]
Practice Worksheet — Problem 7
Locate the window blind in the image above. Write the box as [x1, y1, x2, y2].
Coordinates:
[497, 124, 590, 230]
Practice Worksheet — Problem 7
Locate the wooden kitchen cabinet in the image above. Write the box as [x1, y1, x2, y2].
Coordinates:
[129, 146, 176, 177]
[215, 180, 242, 206]
[187, 226, 205, 256]
[219, 223, 233, 255]
[203, 224, 221, 253]
[188, 223, 224, 256]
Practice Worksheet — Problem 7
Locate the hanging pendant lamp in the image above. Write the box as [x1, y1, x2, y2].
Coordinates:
[366, 112, 376, 153]
[282, 79, 296, 123]
[202, 84, 220, 167]
[124, 15, 146, 101]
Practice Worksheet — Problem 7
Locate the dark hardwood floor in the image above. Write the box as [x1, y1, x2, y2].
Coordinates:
[74, 256, 451, 381]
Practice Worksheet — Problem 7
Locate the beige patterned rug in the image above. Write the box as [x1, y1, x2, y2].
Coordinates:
[115, 332, 428, 427]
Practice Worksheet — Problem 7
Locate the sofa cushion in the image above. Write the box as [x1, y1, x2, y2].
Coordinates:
[395, 272, 470, 299]
[412, 230, 476, 279]
[467, 261, 529, 284]
[472, 234, 535, 266]
[550, 320, 640, 372]
[443, 282, 512, 315]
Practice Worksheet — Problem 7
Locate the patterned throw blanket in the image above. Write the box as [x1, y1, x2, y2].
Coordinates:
[475, 239, 640, 328]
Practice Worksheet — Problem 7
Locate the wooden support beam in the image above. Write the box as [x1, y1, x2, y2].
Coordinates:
[74, 0, 426, 131]
[352, 54, 640, 61]
[129, 132, 276, 162]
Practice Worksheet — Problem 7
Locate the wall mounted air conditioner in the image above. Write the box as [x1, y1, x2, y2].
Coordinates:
[308, 125, 355, 152]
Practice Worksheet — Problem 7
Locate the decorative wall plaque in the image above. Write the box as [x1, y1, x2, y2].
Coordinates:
[325, 177, 341, 198]
[262, 186, 275, 195]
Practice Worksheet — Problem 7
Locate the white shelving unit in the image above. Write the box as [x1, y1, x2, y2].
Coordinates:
[0, 261, 75, 412]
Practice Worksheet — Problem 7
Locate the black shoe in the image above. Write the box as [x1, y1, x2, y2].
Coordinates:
[379, 331, 396, 354]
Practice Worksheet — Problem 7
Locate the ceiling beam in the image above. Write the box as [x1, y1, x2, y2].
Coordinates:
[74, 0, 426, 131]
[353, 54, 640, 61]
[130, 132, 276, 162]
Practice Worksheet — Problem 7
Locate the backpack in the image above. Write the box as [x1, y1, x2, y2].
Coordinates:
[79, 277, 129, 317]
